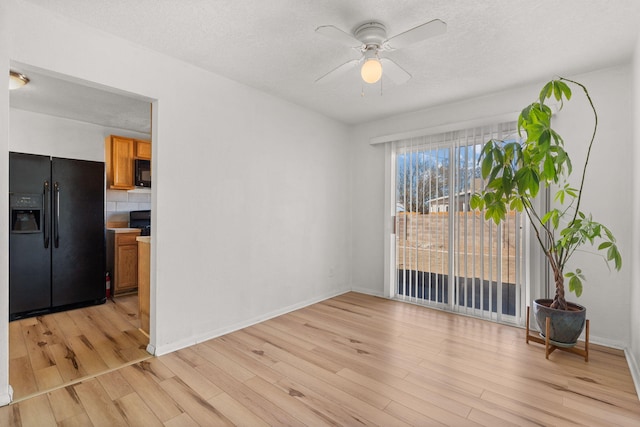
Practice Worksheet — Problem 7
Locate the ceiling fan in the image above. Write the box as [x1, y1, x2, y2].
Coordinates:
[315, 19, 447, 85]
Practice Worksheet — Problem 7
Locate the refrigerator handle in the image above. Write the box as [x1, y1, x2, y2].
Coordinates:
[54, 182, 60, 248]
[43, 180, 50, 248]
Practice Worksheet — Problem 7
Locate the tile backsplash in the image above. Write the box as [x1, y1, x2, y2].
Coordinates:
[106, 189, 151, 226]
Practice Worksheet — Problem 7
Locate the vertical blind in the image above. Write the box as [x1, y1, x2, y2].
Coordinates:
[393, 121, 526, 324]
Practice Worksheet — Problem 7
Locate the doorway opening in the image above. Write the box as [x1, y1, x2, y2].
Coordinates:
[7, 63, 156, 401]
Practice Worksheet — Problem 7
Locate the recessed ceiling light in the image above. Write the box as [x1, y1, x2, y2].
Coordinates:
[9, 71, 29, 90]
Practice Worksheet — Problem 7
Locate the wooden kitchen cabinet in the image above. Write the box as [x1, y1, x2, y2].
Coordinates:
[137, 236, 150, 335]
[106, 135, 135, 190]
[106, 229, 142, 295]
[136, 140, 151, 160]
[105, 135, 151, 189]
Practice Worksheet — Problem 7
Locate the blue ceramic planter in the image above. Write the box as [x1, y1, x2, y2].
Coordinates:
[533, 299, 586, 347]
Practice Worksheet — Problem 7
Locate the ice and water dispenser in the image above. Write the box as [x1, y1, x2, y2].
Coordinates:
[10, 193, 42, 233]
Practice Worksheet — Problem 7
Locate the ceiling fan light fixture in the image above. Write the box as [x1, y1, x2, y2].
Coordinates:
[315, 18, 446, 85]
[361, 58, 382, 84]
[9, 70, 29, 90]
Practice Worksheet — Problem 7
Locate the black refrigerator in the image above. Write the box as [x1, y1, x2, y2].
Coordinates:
[9, 152, 106, 320]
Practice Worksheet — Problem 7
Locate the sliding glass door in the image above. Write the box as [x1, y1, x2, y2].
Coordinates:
[392, 123, 527, 324]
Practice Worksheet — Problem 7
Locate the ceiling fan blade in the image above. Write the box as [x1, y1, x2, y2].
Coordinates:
[383, 19, 447, 50]
[315, 59, 360, 84]
[315, 25, 363, 48]
[380, 58, 411, 85]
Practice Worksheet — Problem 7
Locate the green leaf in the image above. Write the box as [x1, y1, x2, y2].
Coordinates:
[525, 123, 545, 143]
[552, 81, 564, 101]
[603, 226, 616, 242]
[494, 147, 504, 165]
[541, 209, 560, 228]
[481, 151, 493, 179]
[515, 167, 540, 198]
[608, 245, 623, 270]
[480, 140, 494, 156]
[565, 155, 573, 175]
[614, 249, 622, 270]
[550, 129, 564, 146]
[538, 129, 551, 148]
[470, 193, 483, 210]
[552, 211, 560, 229]
[539, 103, 553, 116]
[531, 104, 552, 125]
[509, 197, 524, 211]
[543, 155, 556, 181]
[488, 177, 504, 191]
[540, 81, 554, 104]
[565, 186, 578, 197]
[568, 275, 583, 297]
[558, 80, 572, 100]
[518, 108, 531, 137]
[486, 201, 507, 225]
[488, 165, 502, 183]
[483, 192, 494, 205]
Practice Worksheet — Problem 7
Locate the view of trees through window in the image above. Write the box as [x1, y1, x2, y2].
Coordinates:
[395, 129, 524, 319]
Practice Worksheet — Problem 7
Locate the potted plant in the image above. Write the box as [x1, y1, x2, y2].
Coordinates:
[469, 78, 622, 346]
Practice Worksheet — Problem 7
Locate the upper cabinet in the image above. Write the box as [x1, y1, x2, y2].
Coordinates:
[106, 136, 135, 190]
[105, 135, 151, 190]
[136, 140, 151, 160]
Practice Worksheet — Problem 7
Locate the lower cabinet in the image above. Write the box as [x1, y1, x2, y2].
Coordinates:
[106, 229, 142, 295]
[137, 237, 150, 335]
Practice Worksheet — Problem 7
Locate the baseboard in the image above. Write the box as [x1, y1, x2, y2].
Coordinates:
[625, 348, 640, 399]
[587, 334, 627, 351]
[153, 289, 350, 356]
[0, 385, 13, 406]
[349, 286, 385, 298]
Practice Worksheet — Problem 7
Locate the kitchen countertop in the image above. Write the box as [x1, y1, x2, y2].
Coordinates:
[107, 227, 142, 233]
[136, 236, 151, 243]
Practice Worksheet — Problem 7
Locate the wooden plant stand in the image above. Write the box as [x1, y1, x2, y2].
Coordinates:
[525, 306, 589, 362]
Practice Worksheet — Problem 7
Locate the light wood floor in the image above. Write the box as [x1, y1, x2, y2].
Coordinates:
[9, 295, 150, 401]
[2, 292, 640, 426]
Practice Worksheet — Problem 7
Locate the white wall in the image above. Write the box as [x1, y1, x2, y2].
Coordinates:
[0, 0, 12, 408]
[1, 0, 351, 396]
[9, 108, 149, 161]
[554, 67, 633, 349]
[629, 33, 640, 394]
[350, 65, 634, 349]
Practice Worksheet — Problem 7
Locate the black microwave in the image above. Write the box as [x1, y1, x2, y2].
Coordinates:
[135, 159, 151, 187]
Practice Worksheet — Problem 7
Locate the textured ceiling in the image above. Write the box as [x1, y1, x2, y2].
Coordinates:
[12, 0, 640, 129]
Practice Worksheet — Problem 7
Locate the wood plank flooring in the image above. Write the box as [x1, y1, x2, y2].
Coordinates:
[9, 295, 150, 401]
[2, 292, 640, 426]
